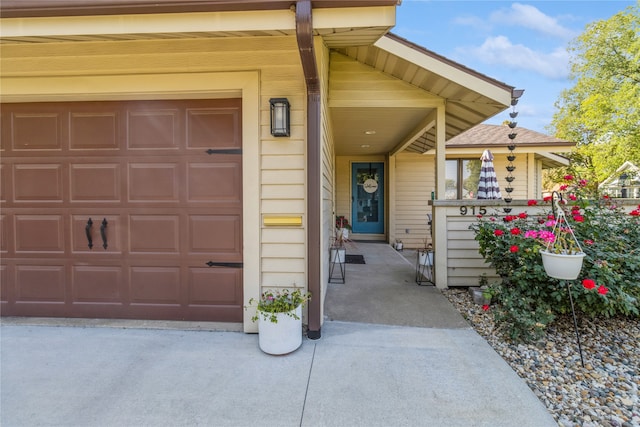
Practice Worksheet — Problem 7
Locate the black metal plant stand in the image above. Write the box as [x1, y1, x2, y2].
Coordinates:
[415, 249, 433, 285]
[415, 213, 434, 285]
[549, 191, 585, 367]
[328, 247, 346, 284]
[563, 280, 585, 367]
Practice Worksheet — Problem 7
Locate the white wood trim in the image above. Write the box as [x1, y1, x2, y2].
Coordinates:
[391, 110, 437, 156]
[434, 104, 447, 288]
[0, 10, 296, 38]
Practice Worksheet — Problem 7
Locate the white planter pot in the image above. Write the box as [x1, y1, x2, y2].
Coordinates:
[339, 228, 349, 240]
[258, 305, 302, 355]
[540, 250, 585, 280]
[419, 250, 433, 266]
[330, 247, 346, 264]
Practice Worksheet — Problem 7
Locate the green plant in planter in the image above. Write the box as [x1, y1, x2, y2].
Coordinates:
[246, 288, 311, 323]
[335, 215, 352, 231]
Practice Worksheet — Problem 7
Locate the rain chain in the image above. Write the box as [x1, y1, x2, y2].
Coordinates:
[503, 91, 522, 213]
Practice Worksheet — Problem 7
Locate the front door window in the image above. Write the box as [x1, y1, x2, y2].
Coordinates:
[351, 162, 384, 234]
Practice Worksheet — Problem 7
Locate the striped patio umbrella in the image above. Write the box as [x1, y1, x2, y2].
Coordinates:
[477, 149, 502, 199]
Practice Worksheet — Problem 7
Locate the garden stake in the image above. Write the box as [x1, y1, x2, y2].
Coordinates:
[564, 280, 585, 367]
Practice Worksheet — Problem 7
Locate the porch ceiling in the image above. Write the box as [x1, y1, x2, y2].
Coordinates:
[331, 33, 515, 156]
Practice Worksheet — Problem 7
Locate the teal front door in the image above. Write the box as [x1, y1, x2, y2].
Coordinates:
[352, 162, 384, 234]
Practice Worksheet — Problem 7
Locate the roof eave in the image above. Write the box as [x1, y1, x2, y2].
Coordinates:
[0, 0, 401, 18]
[379, 33, 515, 107]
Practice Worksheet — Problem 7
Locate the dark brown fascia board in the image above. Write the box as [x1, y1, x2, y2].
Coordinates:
[0, 0, 400, 18]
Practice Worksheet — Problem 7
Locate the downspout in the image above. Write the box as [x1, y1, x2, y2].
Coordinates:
[296, 0, 322, 339]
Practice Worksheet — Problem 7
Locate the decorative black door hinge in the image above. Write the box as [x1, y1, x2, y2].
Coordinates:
[205, 261, 243, 268]
[205, 148, 242, 155]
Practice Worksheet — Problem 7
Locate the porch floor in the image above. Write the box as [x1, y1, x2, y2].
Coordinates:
[324, 242, 469, 329]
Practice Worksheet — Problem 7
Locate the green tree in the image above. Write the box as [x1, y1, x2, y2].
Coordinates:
[550, 4, 640, 184]
[463, 159, 481, 196]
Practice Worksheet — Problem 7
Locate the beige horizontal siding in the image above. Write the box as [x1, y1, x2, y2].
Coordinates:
[393, 153, 435, 248]
[446, 216, 495, 286]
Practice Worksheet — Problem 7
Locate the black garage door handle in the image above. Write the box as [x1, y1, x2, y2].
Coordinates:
[100, 218, 108, 250]
[85, 218, 93, 249]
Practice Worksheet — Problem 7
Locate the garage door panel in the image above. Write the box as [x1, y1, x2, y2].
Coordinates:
[187, 107, 241, 149]
[16, 264, 66, 302]
[11, 112, 62, 151]
[1, 265, 10, 303]
[70, 111, 118, 150]
[72, 265, 124, 303]
[15, 215, 65, 253]
[0, 163, 8, 203]
[3, 99, 242, 322]
[187, 161, 241, 204]
[130, 266, 181, 304]
[14, 164, 64, 202]
[189, 267, 242, 305]
[1, 214, 9, 254]
[71, 215, 122, 253]
[70, 164, 121, 202]
[128, 109, 180, 150]
[129, 163, 179, 202]
[190, 215, 241, 256]
[129, 215, 179, 254]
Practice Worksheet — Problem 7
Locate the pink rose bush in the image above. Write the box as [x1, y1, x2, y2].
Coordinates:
[470, 174, 639, 342]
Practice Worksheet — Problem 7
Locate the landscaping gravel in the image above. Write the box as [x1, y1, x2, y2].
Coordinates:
[442, 288, 640, 427]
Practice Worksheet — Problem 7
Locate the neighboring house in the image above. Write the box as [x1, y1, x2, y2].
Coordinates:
[2, 0, 542, 337]
[599, 161, 640, 199]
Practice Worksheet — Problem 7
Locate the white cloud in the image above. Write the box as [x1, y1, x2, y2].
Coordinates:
[463, 35, 570, 79]
[490, 3, 578, 40]
[452, 15, 492, 33]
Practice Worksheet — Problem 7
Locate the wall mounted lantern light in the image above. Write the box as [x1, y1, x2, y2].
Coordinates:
[270, 98, 290, 137]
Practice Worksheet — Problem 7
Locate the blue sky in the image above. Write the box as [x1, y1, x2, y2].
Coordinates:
[394, 0, 636, 134]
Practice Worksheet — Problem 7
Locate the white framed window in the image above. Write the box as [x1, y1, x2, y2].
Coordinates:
[446, 159, 482, 199]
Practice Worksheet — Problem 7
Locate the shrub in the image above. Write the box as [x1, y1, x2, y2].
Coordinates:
[470, 176, 639, 342]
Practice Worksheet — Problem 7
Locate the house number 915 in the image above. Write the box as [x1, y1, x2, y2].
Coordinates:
[460, 206, 486, 216]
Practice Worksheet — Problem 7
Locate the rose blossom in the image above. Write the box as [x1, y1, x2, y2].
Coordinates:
[582, 279, 596, 290]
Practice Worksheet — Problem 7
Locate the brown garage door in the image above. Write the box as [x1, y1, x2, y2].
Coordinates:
[0, 99, 243, 322]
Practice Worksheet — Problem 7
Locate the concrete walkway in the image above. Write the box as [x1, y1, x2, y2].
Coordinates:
[2, 321, 555, 427]
[325, 242, 469, 328]
[1, 242, 556, 426]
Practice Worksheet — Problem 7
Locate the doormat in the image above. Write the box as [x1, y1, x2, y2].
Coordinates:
[345, 254, 365, 264]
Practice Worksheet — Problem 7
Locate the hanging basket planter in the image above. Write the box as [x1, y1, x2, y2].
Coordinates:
[540, 250, 585, 280]
[540, 194, 585, 280]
